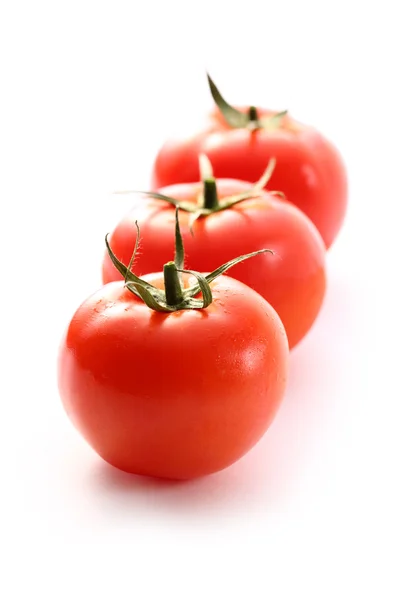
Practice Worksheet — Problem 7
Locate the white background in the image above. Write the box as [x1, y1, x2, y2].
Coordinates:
[1, 1, 399, 597]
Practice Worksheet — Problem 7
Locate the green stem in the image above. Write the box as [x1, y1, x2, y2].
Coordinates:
[163, 261, 184, 306]
[248, 105, 259, 124]
[203, 178, 219, 210]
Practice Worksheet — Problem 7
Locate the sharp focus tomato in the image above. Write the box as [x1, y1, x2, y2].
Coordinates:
[151, 105, 347, 249]
[58, 275, 288, 480]
[102, 179, 327, 349]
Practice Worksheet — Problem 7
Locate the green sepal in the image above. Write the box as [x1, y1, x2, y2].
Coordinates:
[269, 190, 286, 199]
[179, 269, 213, 308]
[207, 73, 288, 132]
[199, 153, 214, 181]
[210, 158, 276, 211]
[260, 110, 288, 130]
[207, 73, 249, 128]
[173, 207, 184, 284]
[206, 249, 274, 284]
[125, 220, 140, 283]
[105, 233, 165, 303]
[114, 190, 195, 213]
[187, 209, 205, 235]
[125, 281, 173, 312]
[184, 248, 274, 299]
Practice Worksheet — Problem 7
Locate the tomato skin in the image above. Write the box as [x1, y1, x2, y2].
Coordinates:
[151, 109, 347, 249]
[58, 277, 288, 480]
[102, 180, 327, 349]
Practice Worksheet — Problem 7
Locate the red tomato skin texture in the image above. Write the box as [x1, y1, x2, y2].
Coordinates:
[151, 111, 347, 249]
[102, 180, 327, 349]
[58, 277, 289, 480]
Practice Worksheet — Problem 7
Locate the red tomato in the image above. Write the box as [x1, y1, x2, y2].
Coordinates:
[103, 179, 326, 349]
[58, 274, 288, 479]
[151, 77, 347, 249]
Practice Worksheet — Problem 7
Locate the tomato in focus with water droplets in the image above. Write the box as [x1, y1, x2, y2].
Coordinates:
[58, 274, 289, 480]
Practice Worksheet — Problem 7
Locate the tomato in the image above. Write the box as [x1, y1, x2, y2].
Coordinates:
[58, 235, 289, 479]
[103, 174, 326, 349]
[151, 75, 347, 249]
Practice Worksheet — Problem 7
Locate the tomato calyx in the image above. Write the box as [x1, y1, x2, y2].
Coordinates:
[131, 155, 282, 232]
[207, 73, 288, 132]
[106, 209, 273, 313]
[115, 156, 284, 231]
